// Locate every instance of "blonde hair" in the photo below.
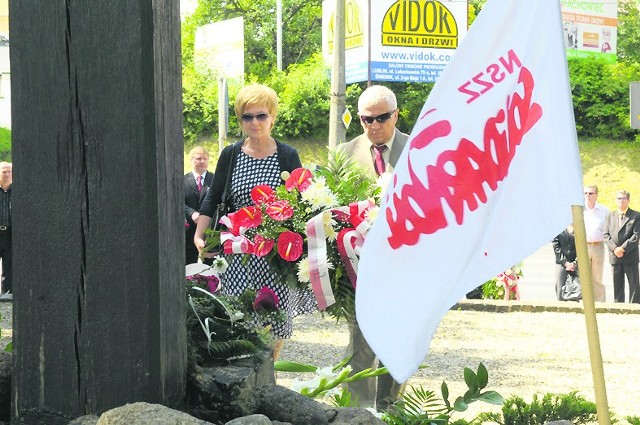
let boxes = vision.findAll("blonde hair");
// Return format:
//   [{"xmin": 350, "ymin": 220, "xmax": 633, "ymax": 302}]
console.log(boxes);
[
  {"xmin": 234, "ymin": 84, "xmax": 279, "ymax": 122},
  {"xmin": 189, "ymin": 146, "xmax": 209, "ymax": 159}
]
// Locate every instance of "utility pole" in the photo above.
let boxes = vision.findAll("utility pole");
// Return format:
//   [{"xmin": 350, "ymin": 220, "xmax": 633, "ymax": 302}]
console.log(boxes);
[
  {"xmin": 277, "ymin": 0, "xmax": 283, "ymax": 71},
  {"xmin": 328, "ymin": 0, "xmax": 346, "ymax": 150}
]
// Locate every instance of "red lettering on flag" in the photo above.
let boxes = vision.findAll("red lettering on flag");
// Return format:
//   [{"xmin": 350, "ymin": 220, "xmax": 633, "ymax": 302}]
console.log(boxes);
[{"xmin": 386, "ymin": 66, "xmax": 543, "ymax": 249}]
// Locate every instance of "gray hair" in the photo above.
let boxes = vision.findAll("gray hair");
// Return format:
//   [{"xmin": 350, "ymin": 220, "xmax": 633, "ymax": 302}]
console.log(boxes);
[{"xmin": 358, "ymin": 85, "xmax": 397, "ymax": 113}]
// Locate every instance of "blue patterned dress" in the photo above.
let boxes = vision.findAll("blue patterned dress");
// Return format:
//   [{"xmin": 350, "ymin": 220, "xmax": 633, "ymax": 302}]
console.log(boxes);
[{"xmin": 221, "ymin": 151, "xmax": 317, "ymax": 338}]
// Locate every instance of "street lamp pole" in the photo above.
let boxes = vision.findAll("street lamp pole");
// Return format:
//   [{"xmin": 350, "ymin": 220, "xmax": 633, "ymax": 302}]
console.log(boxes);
[{"xmin": 277, "ymin": 0, "xmax": 283, "ymax": 71}]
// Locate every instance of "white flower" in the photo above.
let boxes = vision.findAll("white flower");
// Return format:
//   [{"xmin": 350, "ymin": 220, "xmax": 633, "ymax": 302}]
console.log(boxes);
[
  {"xmin": 364, "ymin": 206, "xmax": 379, "ymax": 224},
  {"xmin": 231, "ymin": 311, "xmax": 244, "ymax": 321},
  {"xmin": 281, "ymin": 171, "xmax": 291, "ymax": 181},
  {"xmin": 211, "ymin": 256, "xmax": 229, "ymax": 274},
  {"xmin": 301, "ymin": 177, "xmax": 338, "ymax": 211},
  {"xmin": 365, "ymin": 407, "xmax": 384, "ymax": 419},
  {"xmin": 290, "ymin": 379, "xmax": 309, "ymax": 393},
  {"xmin": 297, "ymin": 257, "xmax": 311, "ymax": 283},
  {"xmin": 376, "ymin": 172, "xmax": 393, "ymax": 197},
  {"xmin": 316, "ymin": 366, "xmax": 335, "ymax": 380}
]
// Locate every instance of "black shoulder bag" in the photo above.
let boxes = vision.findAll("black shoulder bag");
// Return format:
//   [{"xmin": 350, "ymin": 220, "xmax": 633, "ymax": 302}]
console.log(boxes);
[{"xmin": 211, "ymin": 144, "xmax": 238, "ymax": 231}]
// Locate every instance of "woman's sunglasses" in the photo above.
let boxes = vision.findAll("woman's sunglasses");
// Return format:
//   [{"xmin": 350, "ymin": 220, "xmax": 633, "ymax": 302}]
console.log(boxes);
[
  {"xmin": 360, "ymin": 111, "xmax": 395, "ymax": 125},
  {"xmin": 241, "ymin": 113, "xmax": 270, "ymax": 122}
]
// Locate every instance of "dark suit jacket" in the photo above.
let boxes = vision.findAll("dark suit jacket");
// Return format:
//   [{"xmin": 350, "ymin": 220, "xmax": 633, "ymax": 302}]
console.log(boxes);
[
  {"xmin": 185, "ymin": 171, "xmax": 214, "ymax": 226},
  {"xmin": 337, "ymin": 129, "xmax": 408, "ymax": 176},
  {"xmin": 552, "ymin": 229, "xmax": 576, "ymax": 265},
  {"xmin": 604, "ymin": 208, "xmax": 640, "ymax": 264},
  {"xmin": 185, "ymin": 171, "xmax": 214, "ymax": 259}
]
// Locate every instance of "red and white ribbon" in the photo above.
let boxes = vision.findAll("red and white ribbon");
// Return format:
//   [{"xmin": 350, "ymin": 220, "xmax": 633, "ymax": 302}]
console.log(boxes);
[
  {"xmin": 220, "ymin": 232, "xmax": 253, "ymax": 255},
  {"xmin": 305, "ymin": 200, "xmax": 376, "ymax": 310},
  {"xmin": 306, "ymin": 212, "xmax": 334, "ymax": 310}
]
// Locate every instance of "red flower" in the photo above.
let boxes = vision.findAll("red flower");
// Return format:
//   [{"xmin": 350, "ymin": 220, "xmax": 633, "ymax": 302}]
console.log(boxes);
[
  {"xmin": 204, "ymin": 275, "xmax": 220, "ymax": 293},
  {"xmin": 253, "ymin": 235, "xmax": 274, "ymax": 258},
  {"xmin": 266, "ymin": 200, "xmax": 294, "ymax": 221},
  {"xmin": 277, "ymin": 231, "xmax": 304, "ymax": 262},
  {"xmin": 285, "ymin": 168, "xmax": 313, "ymax": 192},
  {"xmin": 251, "ymin": 185, "xmax": 276, "ymax": 205},
  {"xmin": 253, "ymin": 286, "xmax": 279, "ymax": 312},
  {"xmin": 234, "ymin": 206, "xmax": 263, "ymax": 229}
]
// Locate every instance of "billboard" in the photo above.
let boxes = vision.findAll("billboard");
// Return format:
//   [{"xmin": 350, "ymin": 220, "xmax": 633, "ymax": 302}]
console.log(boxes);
[
  {"xmin": 194, "ymin": 17, "xmax": 244, "ymax": 79},
  {"xmin": 323, "ymin": 0, "xmax": 469, "ymax": 84},
  {"xmin": 561, "ymin": 0, "xmax": 618, "ymax": 62}
]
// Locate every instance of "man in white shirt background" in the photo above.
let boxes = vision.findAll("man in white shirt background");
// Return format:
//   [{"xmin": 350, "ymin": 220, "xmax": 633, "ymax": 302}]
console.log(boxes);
[{"xmin": 583, "ymin": 184, "xmax": 609, "ymax": 302}]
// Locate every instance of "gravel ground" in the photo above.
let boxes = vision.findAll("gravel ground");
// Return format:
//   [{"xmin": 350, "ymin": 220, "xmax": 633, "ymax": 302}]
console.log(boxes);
[
  {"xmin": 1, "ymin": 302, "xmax": 637, "ymax": 422},
  {"xmin": 278, "ymin": 308, "xmax": 640, "ymax": 422}
]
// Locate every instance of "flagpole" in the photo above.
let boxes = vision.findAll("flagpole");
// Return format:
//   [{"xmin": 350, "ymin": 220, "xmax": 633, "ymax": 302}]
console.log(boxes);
[{"xmin": 571, "ymin": 205, "xmax": 611, "ymax": 425}]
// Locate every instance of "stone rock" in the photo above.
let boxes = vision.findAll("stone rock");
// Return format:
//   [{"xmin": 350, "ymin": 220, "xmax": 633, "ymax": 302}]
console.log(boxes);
[
  {"xmin": 187, "ymin": 351, "xmax": 275, "ymax": 423},
  {"xmin": 96, "ymin": 402, "xmax": 212, "ymax": 425},
  {"xmin": 328, "ymin": 407, "xmax": 385, "ymax": 424},
  {"xmin": 255, "ymin": 384, "xmax": 329, "ymax": 425},
  {"xmin": 0, "ymin": 351, "xmax": 11, "ymax": 422},
  {"xmin": 225, "ymin": 414, "xmax": 272, "ymax": 424},
  {"xmin": 68, "ymin": 415, "xmax": 100, "ymax": 425}
]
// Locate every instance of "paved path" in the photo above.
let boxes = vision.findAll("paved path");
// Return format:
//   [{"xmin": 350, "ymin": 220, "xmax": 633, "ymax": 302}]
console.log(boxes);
[{"xmin": 518, "ymin": 242, "xmax": 615, "ymax": 302}]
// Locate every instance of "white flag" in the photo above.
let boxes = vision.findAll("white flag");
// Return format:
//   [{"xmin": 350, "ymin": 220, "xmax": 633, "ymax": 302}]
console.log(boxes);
[{"xmin": 356, "ymin": 0, "xmax": 584, "ymax": 383}]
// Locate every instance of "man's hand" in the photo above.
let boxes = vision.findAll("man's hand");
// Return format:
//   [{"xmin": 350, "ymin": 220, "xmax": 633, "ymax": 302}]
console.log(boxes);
[{"xmin": 614, "ymin": 246, "xmax": 625, "ymax": 258}]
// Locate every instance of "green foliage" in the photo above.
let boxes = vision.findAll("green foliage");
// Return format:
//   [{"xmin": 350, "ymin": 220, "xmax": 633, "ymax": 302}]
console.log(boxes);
[
  {"xmin": 626, "ymin": 416, "xmax": 640, "ymax": 425},
  {"xmin": 384, "ymin": 363, "xmax": 503, "ymax": 425},
  {"xmin": 476, "ymin": 391, "xmax": 598, "ymax": 425},
  {"xmin": 182, "ymin": 0, "xmax": 321, "ymax": 78},
  {"xmin": 617, "ymin": 0, "xmax": 640, "ymax": 64},
  {"xmin": 186, "ymin": 278, "xmax": 277, "ymax": 366},
  {"xmin": 569, "ymin": 59, "xmax": 640, "ymax": 140},
  {"xmin": 268, "ymin": 53, "xmax": 331, "ymax": 140},
  {"xmin": 0, "ymin": 128, "xmax": 10, "ymax": 161}
]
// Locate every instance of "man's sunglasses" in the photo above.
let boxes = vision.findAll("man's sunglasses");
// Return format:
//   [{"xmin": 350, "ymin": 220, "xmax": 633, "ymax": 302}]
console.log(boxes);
[
  {"xmin": 360, "ymin": 111, "xmax": 395, "ymax": 125},
  {"xmin": 241, "ymin": 113, "xmax": 270, "ymax": 122}
]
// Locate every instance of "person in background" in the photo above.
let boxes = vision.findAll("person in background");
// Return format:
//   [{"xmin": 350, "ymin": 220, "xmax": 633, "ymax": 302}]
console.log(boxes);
[
  {"xmin": 184, "ymin": 146, "xmax": 213, "ymax": 265},
  {"xmin": 582, "ymin": 184, "xmax": 609, "ymax": 302},
  {"xmin": 0, "ymin": 162, "xmax": 12, "ymax": 300},
  {"xmin": 552, "ymin": 225, "xmax": 577, "ymax": 301},
  {"xmin": 338, "ymin": 85, "xmax": 408, "ymax": 177},
  {"xmin": 604, "ymin": 190, "xmax": 640, "ymax": 303},
  {"xmin": 338, "ymin": 85, "xmax": 408, "ymax": 410},
  {"xmin": 193, "ymin": 84, "xmax": 316, "ymax": 360}
]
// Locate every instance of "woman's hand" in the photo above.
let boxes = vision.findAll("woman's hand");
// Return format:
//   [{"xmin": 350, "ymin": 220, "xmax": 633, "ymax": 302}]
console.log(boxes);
[{"xmin": 194, "ymin": 215, "xmax": 212, "ymax": 253}]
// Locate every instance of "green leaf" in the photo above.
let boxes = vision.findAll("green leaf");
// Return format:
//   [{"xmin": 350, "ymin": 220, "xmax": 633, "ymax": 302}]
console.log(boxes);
[
  {"xmin": 441, "ymin": 381, "xmax": 450, "ymax": 407},
  {"xmin": 463, "ymin": 367, "xmax": 477, "ymax": 388},
  {"xmin": 4, "ymin": 341, "xmax": 11, "ymax": 353},
  {"xmin": 477, "ymin": 391, "xmax": 504, "ymax": 405},
  {"xmin": 453, "ymin": 396, "xmax": 468, "ymax": 412},
  {"xmin": 274, "ymin": 360, "xmax": 317, "ymax": 373},
  {"xmin": 476, "ymin": 362, "xmax": 488, "ymax": 389}
]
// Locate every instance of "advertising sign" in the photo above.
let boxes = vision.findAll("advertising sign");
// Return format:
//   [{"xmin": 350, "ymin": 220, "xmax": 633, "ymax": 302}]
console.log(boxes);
[
  {"xmin": 194, "ymin": 17, "xmax": 244, "ymax": 79},
  {"xmin": 322, "ymin": 0, "xmax": 369, "ymax": 84},
  {"xmin": 323, "ymin": 0, "xmax": 468, "ymax": 84},
  {"xmin": 560, "ymin": 0, "xmax": 617, "ymax": 63}
]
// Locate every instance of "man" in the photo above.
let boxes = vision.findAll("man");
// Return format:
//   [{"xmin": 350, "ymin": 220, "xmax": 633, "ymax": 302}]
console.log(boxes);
[
  {"xmin": 583, "ymin": 185, "xmax": 609, "ymax": 302},
  {"xmin": 185, "ymin": 146, "xmax": 213, "ymax": 265},
  {"xmin": 0, "ymin": 162, "xmax": 11, "ymax": 300},
  {"xmin": 339, "ymin": 85, "xmax": 408, "ymax": 177},
  {"xmin": 603, "ymin": 190, "xmax": 640, "ymax": 303},
  {"xmin": 338, "ymin": 85, "xmax": 408, "ymax": 410}
]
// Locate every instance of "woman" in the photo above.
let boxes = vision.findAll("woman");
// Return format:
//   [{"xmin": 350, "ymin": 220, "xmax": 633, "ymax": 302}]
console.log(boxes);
[
  {"xmin": 552, "ymin": 225, "xmax": 579, "ymax": 301},
  {"xmin": 194, "ymin": 84, "xmax": 316, "ymax": 359}
]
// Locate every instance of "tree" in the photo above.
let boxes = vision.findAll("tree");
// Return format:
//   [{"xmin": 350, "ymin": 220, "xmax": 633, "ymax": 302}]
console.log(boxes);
[
  {"xmin": 182, "ymin": 0, "xmax": 322, "ymax": 78},
  {"xmin": 617, "ymin": 0, "xmax": 640, "ymax": 64}
]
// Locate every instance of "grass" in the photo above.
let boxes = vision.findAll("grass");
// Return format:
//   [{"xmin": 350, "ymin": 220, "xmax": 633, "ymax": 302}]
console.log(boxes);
[
  {"xmin": 186, "ymin": 136, "xmax": 638, "ymax": 211},
  {"xmin": 0, "ymin": 128, "xmax": 11, "ymax": 161}
]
